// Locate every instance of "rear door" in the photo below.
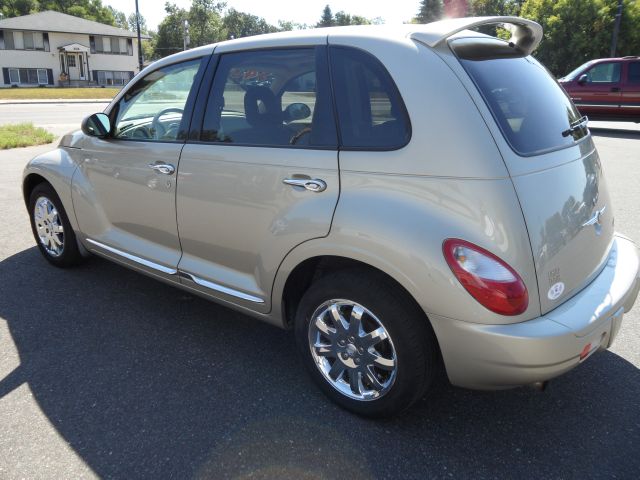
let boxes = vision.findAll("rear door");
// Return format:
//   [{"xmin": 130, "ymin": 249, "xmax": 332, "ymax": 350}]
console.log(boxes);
[
  {"xmin": 176, "ymin": 46, "xmax": 339, "ymax": 312},
  {"xmin": 621, "ymin": 60, "xmax": 640, "ymax": 118}
]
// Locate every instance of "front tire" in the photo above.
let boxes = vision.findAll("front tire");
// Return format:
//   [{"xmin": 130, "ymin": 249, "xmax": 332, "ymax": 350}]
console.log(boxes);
[
  {"xmin": 28, "ymin": 183, "xmax": 84, "ymax": 268},
  {"xmin": 294, "ymin": 269, "xmax": 439, "ymax": 417}
]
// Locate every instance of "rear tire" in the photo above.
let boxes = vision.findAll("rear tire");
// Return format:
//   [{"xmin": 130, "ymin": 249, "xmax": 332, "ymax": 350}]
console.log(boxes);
[
  {"xmin": 294, "ymin": 269, "xmax": 438, "ymax": 417},
  {"xmin": 28, "ymin": 183, "xmax": 84, "ymax": 268}
]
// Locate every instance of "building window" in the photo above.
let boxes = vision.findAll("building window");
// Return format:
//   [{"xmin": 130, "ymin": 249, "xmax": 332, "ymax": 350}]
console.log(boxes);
[
  {"xmin": 95, "ymin": 70, "xmax": 132, "ymax": 86},
  {"xmin": 90, "ymin": 35, "xmax": 132, "ymax": 55},
  {"xmin": 7, "ymin": 68, "xmax": 49, "ymax": 85},
  {"xmin": 67, "ymin": 55, "xmax": 76, "ymax": 67},
  {"xmin": 1, "ymin": 30, "xmax": 48, "ymax": 51}
]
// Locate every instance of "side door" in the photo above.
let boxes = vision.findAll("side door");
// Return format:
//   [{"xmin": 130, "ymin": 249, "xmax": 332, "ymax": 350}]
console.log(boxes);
[
  {"xmin": 573, "ymin": 61, "xmax": 623, "ymax": 116},
  {"xmin": 620, "ymin": 60, "xmax": 640, "ymax": 118},
  {"xmin": 72, "ymin": 56, "xmax": 207, "ymax": 278},
  {"xmin": 176, "ymin": 47, "xmax": 339, "ymax": 312}
]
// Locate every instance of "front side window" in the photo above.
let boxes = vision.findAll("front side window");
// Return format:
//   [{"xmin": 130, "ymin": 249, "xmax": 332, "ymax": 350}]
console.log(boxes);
[
  {"xmin": 113, "ymin": 59, "xmax": 202, "ymax": 142},
  {"xmin": 329, "ymin": 46, "xmax": 410, "ymax": 149},
  {"xmin": 201, "ymin": 48, "xmax": 337, "ymax": 148},
  {"xmin": 585, "ymin": 62, "xmax": 621, "ymax": 83}
]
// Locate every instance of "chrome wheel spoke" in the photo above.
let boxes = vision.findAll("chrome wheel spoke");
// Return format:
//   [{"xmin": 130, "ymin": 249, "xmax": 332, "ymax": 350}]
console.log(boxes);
[
  {"xmin": 328, "ymin": 360, "xmax": 345, "ymax": 380},
  {"xmin": 314, "ymin": 343, "xmax": 333, "ymax": 358},
  {"xmin": 365, "ymin": 368, "xmax": 385, "ymax": 391},
  {"xmin": 347, "ymin": 305, "xmax": 364, "ymax": 337},
  {"xmin": 330, "ymin": 304, "xmax": 349, "ymax": 332},
  {"xmin": 361, "ymin": 327, "xmax": 388, "ymax": 348},
  {"xmin": 349, "ymin": 370, "xmax": 363, "ymax": 395},
  {"xmin": 314, "ymin": 316, "xmax": 335, "ymax": 338},
  {"xmin": 370, "ymin": 353, "xmax": 395, "ymax": 371}
]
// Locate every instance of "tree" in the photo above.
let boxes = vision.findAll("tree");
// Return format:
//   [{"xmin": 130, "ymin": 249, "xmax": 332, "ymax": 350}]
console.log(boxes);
[
  {"xmin": 128, "ymin": 12, "xmax": 148, "ymax": 35},
  {"xmin": 108, "ymin": 6, "xmax": 128, "ymax": 30},
  {"xmin": 188, "ymin": 0, "xmax": 226, "ymax": 47},
  {"xmin": 469, "ymin": 0, "xmax": 522, "ymax": 16},
  {"xmin": 317, "ymin": 5, "xmax": 334, "ymax": 27},
  {"xmin": 223, "ymin": 8, "xmax": 277, "ymax": 39},
  {"xmin": 415, "ymin": 0, "xmax": 443, "ymax": 23},
  {"xmin": 520, "ymin": 0, "xmax": 640, "ymax": 76},
  {"xmin": 155, "ymin": 2, "xmax": 189, "ymax": 57},
  {"xmin": 277, "ymin": 20, "xmax": 309, "ymax": 31},
  {"xmin": 334, "ymin": 11, "xmax": 371, "ymax": 26},
  {"xmin": 1, "ymin": 0, "xmax": 38, "ymax": 18}
]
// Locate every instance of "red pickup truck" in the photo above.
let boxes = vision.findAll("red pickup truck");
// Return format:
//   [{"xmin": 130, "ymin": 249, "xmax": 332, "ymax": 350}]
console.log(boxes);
[{"xmin": 559, "ymin": 57, "xmax": 640, "ymax": 122}]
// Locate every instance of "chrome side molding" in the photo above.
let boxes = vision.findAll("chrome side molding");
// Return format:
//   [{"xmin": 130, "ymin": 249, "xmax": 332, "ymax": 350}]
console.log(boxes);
[
  {"xmin": 85, "ymin": 238, "xmax": 264, "ymax": 303},
  {"xmin": 86, "ymin": 238, "xmax": 178, "ymax": 275},
  {"xmin": 179, "ymin": 271, "xmax": 265, "ymax": 304}
]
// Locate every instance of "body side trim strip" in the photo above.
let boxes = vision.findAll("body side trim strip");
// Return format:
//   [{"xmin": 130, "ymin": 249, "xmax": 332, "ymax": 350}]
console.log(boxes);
[
  {"xmin": 179, "ymin": 271, "xmax": 265, "ymax": 303},
  {"xmin": 86, "ymin": 238, "xmax": 178, "ymax": 275}
]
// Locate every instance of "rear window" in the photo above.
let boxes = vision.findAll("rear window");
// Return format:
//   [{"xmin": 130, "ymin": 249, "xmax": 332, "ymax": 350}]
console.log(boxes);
[{"xmin": 455, "ymin": 38, "xmax": 587, "ymax": 156}]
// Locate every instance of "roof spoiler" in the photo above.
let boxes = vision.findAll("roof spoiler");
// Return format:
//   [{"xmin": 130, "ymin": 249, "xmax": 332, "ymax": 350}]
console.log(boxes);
[{"xmin": 410, "ymin": 16, "xmax": 543, "ymax": 56}]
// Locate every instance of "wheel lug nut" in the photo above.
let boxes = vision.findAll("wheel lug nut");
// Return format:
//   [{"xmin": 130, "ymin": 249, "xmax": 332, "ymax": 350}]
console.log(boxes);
[
  {"xmin": 358, "ymin": 347, "xmax": 364, "ymax": 354},
  {"xmin": 355, "ymin": 358, "xmax": 361, "ymax": 365},
  {"xmin": 348, "ymin": 336, "xmax": 355, "ymax": 343}
]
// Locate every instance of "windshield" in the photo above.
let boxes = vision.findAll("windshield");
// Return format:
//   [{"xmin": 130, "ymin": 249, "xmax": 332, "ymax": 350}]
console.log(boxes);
[{"xmin": 457, "ymin": 40, "xmax": 587, "ymax": 156}]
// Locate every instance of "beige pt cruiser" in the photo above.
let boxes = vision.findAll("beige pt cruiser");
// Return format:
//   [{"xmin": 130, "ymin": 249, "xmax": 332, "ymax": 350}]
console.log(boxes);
[{"xmin": 23, "ymin": 17, "xmax": 640, "ymax": 417}]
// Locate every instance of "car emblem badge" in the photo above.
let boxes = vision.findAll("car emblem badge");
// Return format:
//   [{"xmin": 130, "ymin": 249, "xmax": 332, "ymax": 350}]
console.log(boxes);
[
  {"xmin": 582, "ymin": 205, "xmax": 606, "ymax": 236},
  {"xmin": 547, "ymin": 282, "xmax": 565, "ymax": 300}
]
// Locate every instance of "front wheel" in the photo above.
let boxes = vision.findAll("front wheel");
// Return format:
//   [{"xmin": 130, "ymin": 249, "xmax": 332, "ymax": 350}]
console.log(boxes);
[
  {"xmin": 295, "ymin": 269, "xmax": 439, "ymax": 417},
  {"xmin": 28, "ymin": 183, "xmax": 84, "ymax": 268}
]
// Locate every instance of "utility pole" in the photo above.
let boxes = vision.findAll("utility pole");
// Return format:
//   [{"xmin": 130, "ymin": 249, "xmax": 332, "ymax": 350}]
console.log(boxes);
[
  {"xmin": 610, "ymin": 0, "xmax": 623, "ymax": 57},
  {"xmin": 134, "ymin": 0, "xmax": 143, "ymax": 71},
  {"xmin": 183, "ymin": 20, "xmax": 190, "ymax": 51}
]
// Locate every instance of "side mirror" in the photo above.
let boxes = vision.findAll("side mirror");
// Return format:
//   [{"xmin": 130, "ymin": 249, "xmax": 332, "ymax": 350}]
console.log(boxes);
[
  {"xmin": 283, "ymin": 103, "xmax": 311, "ymax": 123},
  {"xmin": 577, "ymin": 73, "xmax": 589, "ymax": 85},
  {"xmin": 81, "ymin": 113, "xmax": 111, "ymax": 138}
]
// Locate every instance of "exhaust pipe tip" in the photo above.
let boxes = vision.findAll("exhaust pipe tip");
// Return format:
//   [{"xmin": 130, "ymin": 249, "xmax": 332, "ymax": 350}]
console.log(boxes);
[{"xmin": 530, "ymin": 381, "xmax": 549, "ymax": 392}]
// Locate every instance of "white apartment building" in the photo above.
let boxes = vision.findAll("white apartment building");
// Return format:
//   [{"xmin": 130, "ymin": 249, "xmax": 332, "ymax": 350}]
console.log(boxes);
[{"xmin": 0, "ymin": 10, "xmax": 149, "ymax": 87}]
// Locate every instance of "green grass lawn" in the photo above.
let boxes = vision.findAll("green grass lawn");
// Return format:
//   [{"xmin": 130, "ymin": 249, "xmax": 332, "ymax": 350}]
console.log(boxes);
[
  {"xmin": 0, "ymin": 87, "xmax": 119, "ymax": 100},
  {"xmin": 0, "ymin": 123, "xmax": 55, "ymax": 149}
]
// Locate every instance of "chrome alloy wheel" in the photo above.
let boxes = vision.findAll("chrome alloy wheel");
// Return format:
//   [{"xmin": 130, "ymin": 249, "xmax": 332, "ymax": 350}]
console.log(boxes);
[
  {"xmin": 308, "ymin": 299, "xmax": 398, "ymax": 401},
  {"xmin": 34, "ymin": 196, "xmax": 64, "ymax": 257}
]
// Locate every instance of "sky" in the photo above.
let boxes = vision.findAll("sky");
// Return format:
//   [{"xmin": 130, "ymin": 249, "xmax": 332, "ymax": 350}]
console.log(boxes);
[{"xmin": 103, "ymin": 0, "xmax": 420, "ymax": 31}]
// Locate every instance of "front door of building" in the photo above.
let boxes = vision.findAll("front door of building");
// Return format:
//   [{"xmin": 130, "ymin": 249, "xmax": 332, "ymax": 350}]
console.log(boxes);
[{"xmin": 67, "ymin": 53, "xmax": 86, "ymax": 80}]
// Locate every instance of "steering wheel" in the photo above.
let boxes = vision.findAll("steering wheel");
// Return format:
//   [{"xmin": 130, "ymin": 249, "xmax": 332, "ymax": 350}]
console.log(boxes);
[
  {"xmin": 290, "ymin": 127, "xmax": 312, "ymax": 145},
  {"xmin": 151, "ymin": 108, "xmax": 184, "ymax": 140}
]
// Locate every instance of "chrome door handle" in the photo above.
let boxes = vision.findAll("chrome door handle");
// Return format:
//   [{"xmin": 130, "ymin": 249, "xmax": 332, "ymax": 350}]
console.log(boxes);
[
  {"xmin": 283, "ymin": 177, "xmax": 327, "ymax": 192},
  {"xmin": 148, "ymin": 163, "xmax": 175, "ymax": 175}
]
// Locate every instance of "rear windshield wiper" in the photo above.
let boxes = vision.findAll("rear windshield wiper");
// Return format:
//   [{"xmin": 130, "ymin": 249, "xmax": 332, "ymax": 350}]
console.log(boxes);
[{"xmin": 562, "ymin": 116, "xmax": 589, "ymax": 137}]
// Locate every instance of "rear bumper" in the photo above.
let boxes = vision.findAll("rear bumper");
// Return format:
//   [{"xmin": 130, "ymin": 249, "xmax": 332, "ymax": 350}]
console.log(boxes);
[{"xmin": 430, "ymin": 235, "xmax": 640, "ymax": 390}]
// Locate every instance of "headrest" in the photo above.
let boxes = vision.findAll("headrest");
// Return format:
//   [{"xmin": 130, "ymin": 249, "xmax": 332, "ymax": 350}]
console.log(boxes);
[{"xmin": 244, "ymin": 86, "xmax": 282, "ymax": 127}]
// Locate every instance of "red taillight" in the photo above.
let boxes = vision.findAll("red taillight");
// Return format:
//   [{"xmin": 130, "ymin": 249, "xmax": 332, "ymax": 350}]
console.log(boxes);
[{"xmin": 443, "ymin": 239, "xmax": 528, "ymax": 316}]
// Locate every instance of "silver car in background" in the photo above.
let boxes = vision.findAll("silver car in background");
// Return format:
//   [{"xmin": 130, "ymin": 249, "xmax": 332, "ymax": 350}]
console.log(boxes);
[{"xmin": 23, "ymin": 17, "xmax": 640, "ymax": 417}]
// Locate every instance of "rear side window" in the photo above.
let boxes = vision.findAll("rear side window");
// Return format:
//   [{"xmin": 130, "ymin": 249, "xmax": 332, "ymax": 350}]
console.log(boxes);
[
  {"xmin": 629, "ymin": 62, "xmax": 640, "ymax": 84},
  {"xmin": 457, "ymin": 39, "xmax": 587, "ymax": 156},
  {"xmin": 200, "ymin": 47, "xmax": 337, "ymax": 148},
  {"xmin": 329, "ymin": 46, "xmax": 410, "ymax": 149}
]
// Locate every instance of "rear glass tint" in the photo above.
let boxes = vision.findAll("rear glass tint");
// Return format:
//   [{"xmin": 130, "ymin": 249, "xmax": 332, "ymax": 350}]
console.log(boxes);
[{"xmin": 456, "ymin": 39, "xmax": 587, "ymax": 156}]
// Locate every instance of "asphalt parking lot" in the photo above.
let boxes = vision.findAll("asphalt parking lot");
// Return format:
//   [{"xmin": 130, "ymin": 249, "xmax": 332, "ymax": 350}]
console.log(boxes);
[{"xmin": 0, "ymin": 106, "xmax": 639, "ymax": 479}]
